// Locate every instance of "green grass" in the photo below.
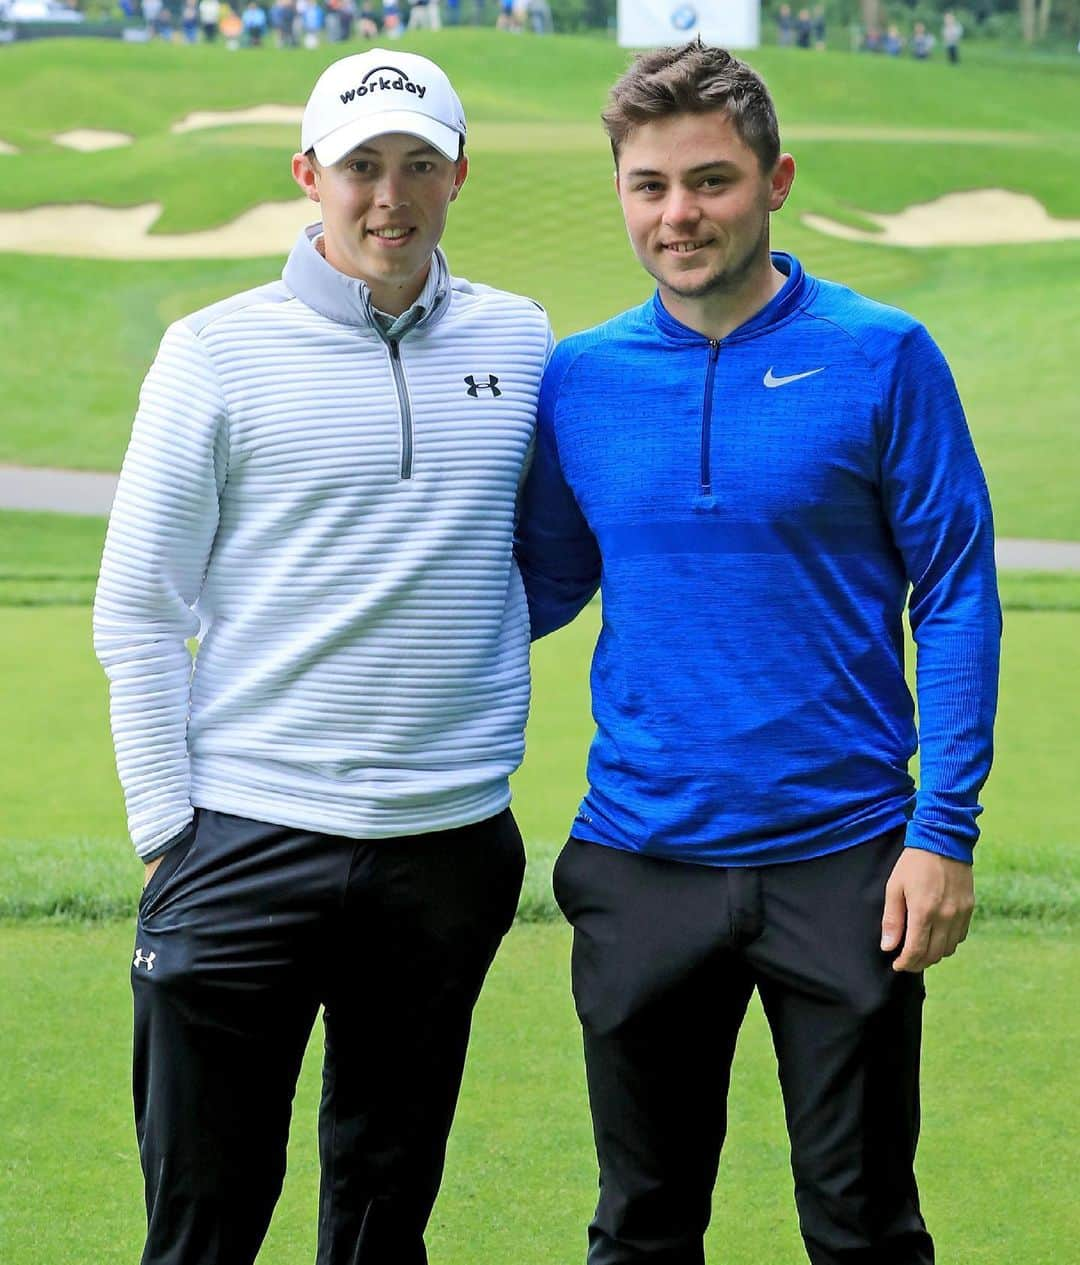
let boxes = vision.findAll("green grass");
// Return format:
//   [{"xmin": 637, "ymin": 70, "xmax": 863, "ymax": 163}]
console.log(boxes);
[
  {"xmin": 0, "ymin": 36, "xmax": 1076, "ymax": 1262},
  {"xmin": 0, "ymin": 918, "xmax": 1075, "ymax": 1264},
  {"xmin": 0, "ymin": 35, "xmax": 1078, "ymax": 536},
  {"xmin": 0, "ymin": 547, "xmax": 1075, "ymax": 924}
]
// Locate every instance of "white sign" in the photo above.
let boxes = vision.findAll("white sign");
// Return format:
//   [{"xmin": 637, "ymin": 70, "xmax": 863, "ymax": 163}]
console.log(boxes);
[{"xmin": 617, "ymin": 0, "xmax": 759, "ymax": 49}]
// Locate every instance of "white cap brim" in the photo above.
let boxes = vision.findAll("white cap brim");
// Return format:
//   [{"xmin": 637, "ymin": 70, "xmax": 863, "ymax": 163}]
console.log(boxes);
[{"xmin": 310, "ymin": 110, "xmax": 462, "ymax": 166}]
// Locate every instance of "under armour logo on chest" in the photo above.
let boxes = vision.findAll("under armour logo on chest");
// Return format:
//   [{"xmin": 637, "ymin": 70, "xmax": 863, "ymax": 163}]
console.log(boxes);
[{"xmin": 465, "ymin": 374, "xmax": 501, "ymax": 398}]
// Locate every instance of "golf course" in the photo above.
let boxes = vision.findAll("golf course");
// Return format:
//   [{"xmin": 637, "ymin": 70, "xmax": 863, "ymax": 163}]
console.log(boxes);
[{"xmin": 0, "ymin": 29, "xmax": 1077, "ymax": 1263}]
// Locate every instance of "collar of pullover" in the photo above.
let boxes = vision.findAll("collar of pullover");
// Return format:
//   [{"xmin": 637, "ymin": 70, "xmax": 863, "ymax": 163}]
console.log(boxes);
[
  {"xmin": 650, "ymin": 252, "xmax": 809, "ymax": 346},
  {"xmin": 281, "ymin": 223, "xmax": 452, "ymax": 336}
]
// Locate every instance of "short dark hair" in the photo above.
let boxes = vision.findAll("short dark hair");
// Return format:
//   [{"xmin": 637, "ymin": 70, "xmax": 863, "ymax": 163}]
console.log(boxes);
[{"xmin": 602, "ymin": 40, "xmax": 780, "ymax": 172}]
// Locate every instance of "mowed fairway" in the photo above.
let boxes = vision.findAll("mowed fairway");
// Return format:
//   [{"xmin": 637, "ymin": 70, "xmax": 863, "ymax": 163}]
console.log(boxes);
[
  {"xmin": 1, "ymin": 28, "xmax": 1078, "ymax": 1265},
  {"xmin": 1, "ymin": 34, "xmax": 1079, "ymax": 534},
  {"xmin": 1, "ymin": 921, "xmax": 1076, "ymax": 1265}
]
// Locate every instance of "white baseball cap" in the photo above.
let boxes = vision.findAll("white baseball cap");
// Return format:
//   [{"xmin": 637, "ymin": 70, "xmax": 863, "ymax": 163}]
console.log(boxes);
[{"xmin": 301, "ymin": 50, "xmax": 467, "ymax": 166}]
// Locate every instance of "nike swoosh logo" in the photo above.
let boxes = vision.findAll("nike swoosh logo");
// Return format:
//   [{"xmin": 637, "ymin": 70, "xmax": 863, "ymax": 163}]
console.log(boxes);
[{"xmin": 763, "ymin": 367, "xmax": 826, "ymax": 388}]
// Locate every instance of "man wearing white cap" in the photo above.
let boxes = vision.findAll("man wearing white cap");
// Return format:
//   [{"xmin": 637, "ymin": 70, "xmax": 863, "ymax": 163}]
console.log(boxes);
[{"xmin": 94, "ymin": 50, "xmax": 553, "ymax": 1265}]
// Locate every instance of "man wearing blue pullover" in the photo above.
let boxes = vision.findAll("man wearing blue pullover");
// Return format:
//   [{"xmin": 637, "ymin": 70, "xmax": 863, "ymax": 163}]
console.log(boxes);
[{"xmin": 516, "ymin": 42, "xmax": 1000, "ymax": 1265}]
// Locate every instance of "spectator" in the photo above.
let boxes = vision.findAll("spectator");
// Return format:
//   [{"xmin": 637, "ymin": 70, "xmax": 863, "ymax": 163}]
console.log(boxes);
[
  {"xmin": 912, "ymin": 21, "xmax": 935, "ymax": 58},
  {"xmin": 357, "ymin": 0, "xmax": 378, "ymax": 34},
  {"xmin": 812, "ymin": 2, "xmax": 825, "ymax": 48},
  {"xmin": 382, "ymin": 0, "xmax": 402, "ymax": 37},
  {"xmin": 142, "ymin": 0, "xmax": 163, "ymax": 37},
  {"xmin": 182, "ymin": 0, "xmax": 199, "ymax": 39},
  {"xmin": 884, "ymin": 22, "xmax": 903, "ymax": 55},
  {"xmin": 795, "ymin": 6, "xmax": 812, "ymax": 47},
  {"xmin": 199, "ymin": 0, "xmax": 220, "ymax": 38},
  {"xmin": 526, "ymin": 0, "xmax": 550, "ymax": 33},
  {"xmin": 242, "ymin": 0, "xmax": 267, "ymax": 43},
  {"xmin": 276, "ymin": 0, "xmax": 298, "ymax": 44},
  {"xmin": 776, "ymin": 3, "xmax": 793, "ymax": 46},
  {"xmin": 409, "ymin": 0, "xmax": 442, "ymax": 30},
  {"xmin": 496, "ymin": 0, "xmax": 518, "ymax": 31},
  {"xmin": 301, "ymin": 0, "xmax": 322, "ymax": 44},
  {"xmin": 220, "ymin": 3, "xmax": 243, "ymax": 46},
  {"xmin": 943, "ymin": 10, "xmax": 963, "ymax": 63},
  {"xmin": 444, "ymin": 0, "xmax": 459, "ymax": 22}
]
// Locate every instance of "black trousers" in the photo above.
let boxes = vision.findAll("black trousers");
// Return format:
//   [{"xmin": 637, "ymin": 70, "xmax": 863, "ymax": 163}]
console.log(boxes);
[
  {"xmin": 132, "ymin": 807, "xmax": 525, "ymax": 1265},
  {"xmin": 553, "ymin": 830, "xmax": 934, "ymax": 1265}
]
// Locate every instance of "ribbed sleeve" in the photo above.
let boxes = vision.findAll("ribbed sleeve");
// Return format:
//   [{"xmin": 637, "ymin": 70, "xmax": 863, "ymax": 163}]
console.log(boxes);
[
  {"xmin": 876, "ymin": 324, "xmax": 1001, "ymax": 861},
  {"xmin": 93, "ymin": 323, "xmax": 227, "ymax": 856}
]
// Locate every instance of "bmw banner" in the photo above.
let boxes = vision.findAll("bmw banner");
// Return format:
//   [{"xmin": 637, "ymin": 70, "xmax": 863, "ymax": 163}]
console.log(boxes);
[{"xmin": 617, "ymin": 0, "xmax": 759, "ymax": 48}]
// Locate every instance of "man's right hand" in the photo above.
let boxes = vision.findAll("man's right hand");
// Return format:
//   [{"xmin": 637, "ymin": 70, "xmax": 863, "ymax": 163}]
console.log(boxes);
[{"xmin": 143, "ymin": 855, "xmax": 165, "ymax": 888}]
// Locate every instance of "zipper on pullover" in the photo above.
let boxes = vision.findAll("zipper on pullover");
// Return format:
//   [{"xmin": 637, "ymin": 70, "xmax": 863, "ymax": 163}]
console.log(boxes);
[
  {"xmin": 700, "ymin": 340, "xmax": 720, "ymax": 495},
  {"xmin": 387, "ymin": 339, "xmax": 414, "ymax": 480}
]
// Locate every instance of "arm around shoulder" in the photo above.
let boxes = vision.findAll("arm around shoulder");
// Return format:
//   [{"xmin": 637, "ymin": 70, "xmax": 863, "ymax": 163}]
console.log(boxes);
[{"xmin": 515, "ymin": 345, "xmax": 601, "ymax": 639}]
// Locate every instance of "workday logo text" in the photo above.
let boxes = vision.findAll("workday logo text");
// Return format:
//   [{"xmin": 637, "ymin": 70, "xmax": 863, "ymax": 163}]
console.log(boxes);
[{"xmin": 340, "ymin": 66, "xmax": 428, "ymax": 104}]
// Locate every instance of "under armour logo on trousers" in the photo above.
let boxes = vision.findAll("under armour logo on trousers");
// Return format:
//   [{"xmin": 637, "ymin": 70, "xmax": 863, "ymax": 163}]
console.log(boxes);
[
  {"xmin": 465, "ymin": 375, "xmax": 501, "ymax": 397},
  {"xmin": 133, "ymin": 948, "xmax": 157, "ymax": 971}
]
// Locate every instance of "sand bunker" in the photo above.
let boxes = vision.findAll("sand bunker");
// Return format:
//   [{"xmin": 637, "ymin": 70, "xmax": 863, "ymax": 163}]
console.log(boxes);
[
  {"xmin": 53, "ymin": 129, "xmax": 134, "ymax": 153},
  {"xmin": 0, "ymin": 140, "xmax": 18, "ymax": 156},
  {"xmin": 172, "ymin": 105, "xmax": 303, "ymax": 133},
  {"xmin": 0, "ymin": 199, "xmax": 314, "ymax": 260},
  {"xmin": 804, "ymin": 189, "xmax": 1080, "ymax": 248},
  {"xmin": 2, "ymin": 187, "xmax": 1078, "ymax": 261}
]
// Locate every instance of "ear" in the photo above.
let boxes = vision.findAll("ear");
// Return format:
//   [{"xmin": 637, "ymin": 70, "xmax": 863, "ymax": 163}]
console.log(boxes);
[
  {"xmin": 292, "ymin": 152, "xmax": 321, "ymax": 204},
  {"xmin": 449, "ymin": 153, "xmax": 469, "ymax": 202},
  {"xmin": 767, "ymin": 153, "xmax": 796, "ymax": 213}
]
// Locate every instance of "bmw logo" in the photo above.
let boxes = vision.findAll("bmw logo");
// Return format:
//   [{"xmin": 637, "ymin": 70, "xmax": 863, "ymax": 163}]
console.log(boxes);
[{"xmin": 671, "ymin": 4, "xmax": 697, "ymax": 29}]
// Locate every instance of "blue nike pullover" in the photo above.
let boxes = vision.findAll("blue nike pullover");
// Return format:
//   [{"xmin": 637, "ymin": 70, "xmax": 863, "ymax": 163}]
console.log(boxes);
[{"xmin": 515, "ymin": 255, "xmax": 1000, "ymax": 866}]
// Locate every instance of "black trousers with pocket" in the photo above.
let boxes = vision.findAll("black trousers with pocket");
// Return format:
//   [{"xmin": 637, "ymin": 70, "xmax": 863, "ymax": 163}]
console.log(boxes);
[
  {"xmin": 132, "ymin": 806, "xmax": 525, "ymax": 1265},
  {"xmin": 552, "ymin": 829, "xmax": 934, "ymax": 1265}
]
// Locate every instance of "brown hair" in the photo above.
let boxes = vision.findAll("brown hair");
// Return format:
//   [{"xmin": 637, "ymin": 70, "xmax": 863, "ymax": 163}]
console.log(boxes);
[{"xmin": 602, "ymin": 40, "xmax": 780, "ymax": 172}]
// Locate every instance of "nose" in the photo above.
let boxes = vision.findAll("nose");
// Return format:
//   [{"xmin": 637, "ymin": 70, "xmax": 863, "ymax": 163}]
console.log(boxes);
[
  {"xmin": 662, "ymin": 186, "xmax": 701, "ymax": 229},
  {"xmin": 374, "ymin": 170, "xmax": 409, "ymax": 210}
]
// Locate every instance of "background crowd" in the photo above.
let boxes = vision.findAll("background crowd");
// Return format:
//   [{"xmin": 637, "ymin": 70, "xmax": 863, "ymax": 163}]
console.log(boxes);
[
  {"xmin": 8, "ymin": 0, "xmax": 1074, "ymax": 48},
  {"xmin": 123, "ymin": 0, "xmax": 553, "ymax": 45}
]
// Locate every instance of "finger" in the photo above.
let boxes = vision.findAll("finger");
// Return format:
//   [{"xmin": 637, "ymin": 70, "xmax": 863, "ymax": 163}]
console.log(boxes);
[
  {"xmin": 943, "ymin": 904, "xmax": 973, "ymax": 958},
  {"xmin": 923, "ymin": 923, "xmax": 951, "ymax": 969},
  {"xmin": 892, "ymin": 910, "xmax": 931, "ymax": 972},
  {"xmin": 881, "ymin": 880, "xmax": 907, "ymax": 952}
]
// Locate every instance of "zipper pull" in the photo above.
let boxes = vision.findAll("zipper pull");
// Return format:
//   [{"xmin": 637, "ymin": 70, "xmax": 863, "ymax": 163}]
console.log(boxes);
[{"xmin": 389, "ymin": 339, "xmax": 400, "ymax": 360}]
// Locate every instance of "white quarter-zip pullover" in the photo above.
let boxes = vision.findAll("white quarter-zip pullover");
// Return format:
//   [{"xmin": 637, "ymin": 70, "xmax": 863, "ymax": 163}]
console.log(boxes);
[{"xmin": 95, "ymin": 226, "xmax": 554, "ymax": 856}]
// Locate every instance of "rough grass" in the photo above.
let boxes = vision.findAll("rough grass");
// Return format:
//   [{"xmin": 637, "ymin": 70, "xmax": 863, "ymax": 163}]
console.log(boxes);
[{"xmin": 0, "ymin": 919, "xmax": 1075, "ymax": 1264}]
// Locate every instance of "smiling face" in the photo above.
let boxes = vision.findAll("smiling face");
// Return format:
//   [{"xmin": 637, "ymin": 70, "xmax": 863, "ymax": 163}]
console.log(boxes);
[
  {"xmin": 293, "ymin": 132, "xmax": 467, "ymax": 315},
  {"xmin": 615, "ymin": 110, "xmax": 795, "ymax": 334}
]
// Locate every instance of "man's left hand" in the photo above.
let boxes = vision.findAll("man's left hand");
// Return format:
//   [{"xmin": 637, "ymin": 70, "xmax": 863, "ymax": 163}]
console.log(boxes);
[{"xmin": 881, "ymin": 848, "xmax": 974, "ymax": 973}]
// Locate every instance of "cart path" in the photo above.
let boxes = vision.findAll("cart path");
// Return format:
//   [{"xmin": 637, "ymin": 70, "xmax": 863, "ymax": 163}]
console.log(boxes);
[{"xmin": 1, "ymin": 464, "xmax": 1078, "ymax": 572}]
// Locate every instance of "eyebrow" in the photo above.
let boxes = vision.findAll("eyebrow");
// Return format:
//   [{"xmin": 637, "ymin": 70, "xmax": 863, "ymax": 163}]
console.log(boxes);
[{"xmin": 624, "ymin": 160, "xmax": 741, "ymax": 179}]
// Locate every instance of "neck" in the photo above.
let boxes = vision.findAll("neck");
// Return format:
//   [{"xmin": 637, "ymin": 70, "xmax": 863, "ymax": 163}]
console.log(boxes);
[
  {"xmin": 316, "ymin": 234, "xmax": 431, "ymax": 317},
  {"xmin": 661, "ymin": 247, "xmax": 785, "ymax": 342},
  {"xmin": 365, "ymin": 266, "xmax": 430, "ymax": 317}
]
